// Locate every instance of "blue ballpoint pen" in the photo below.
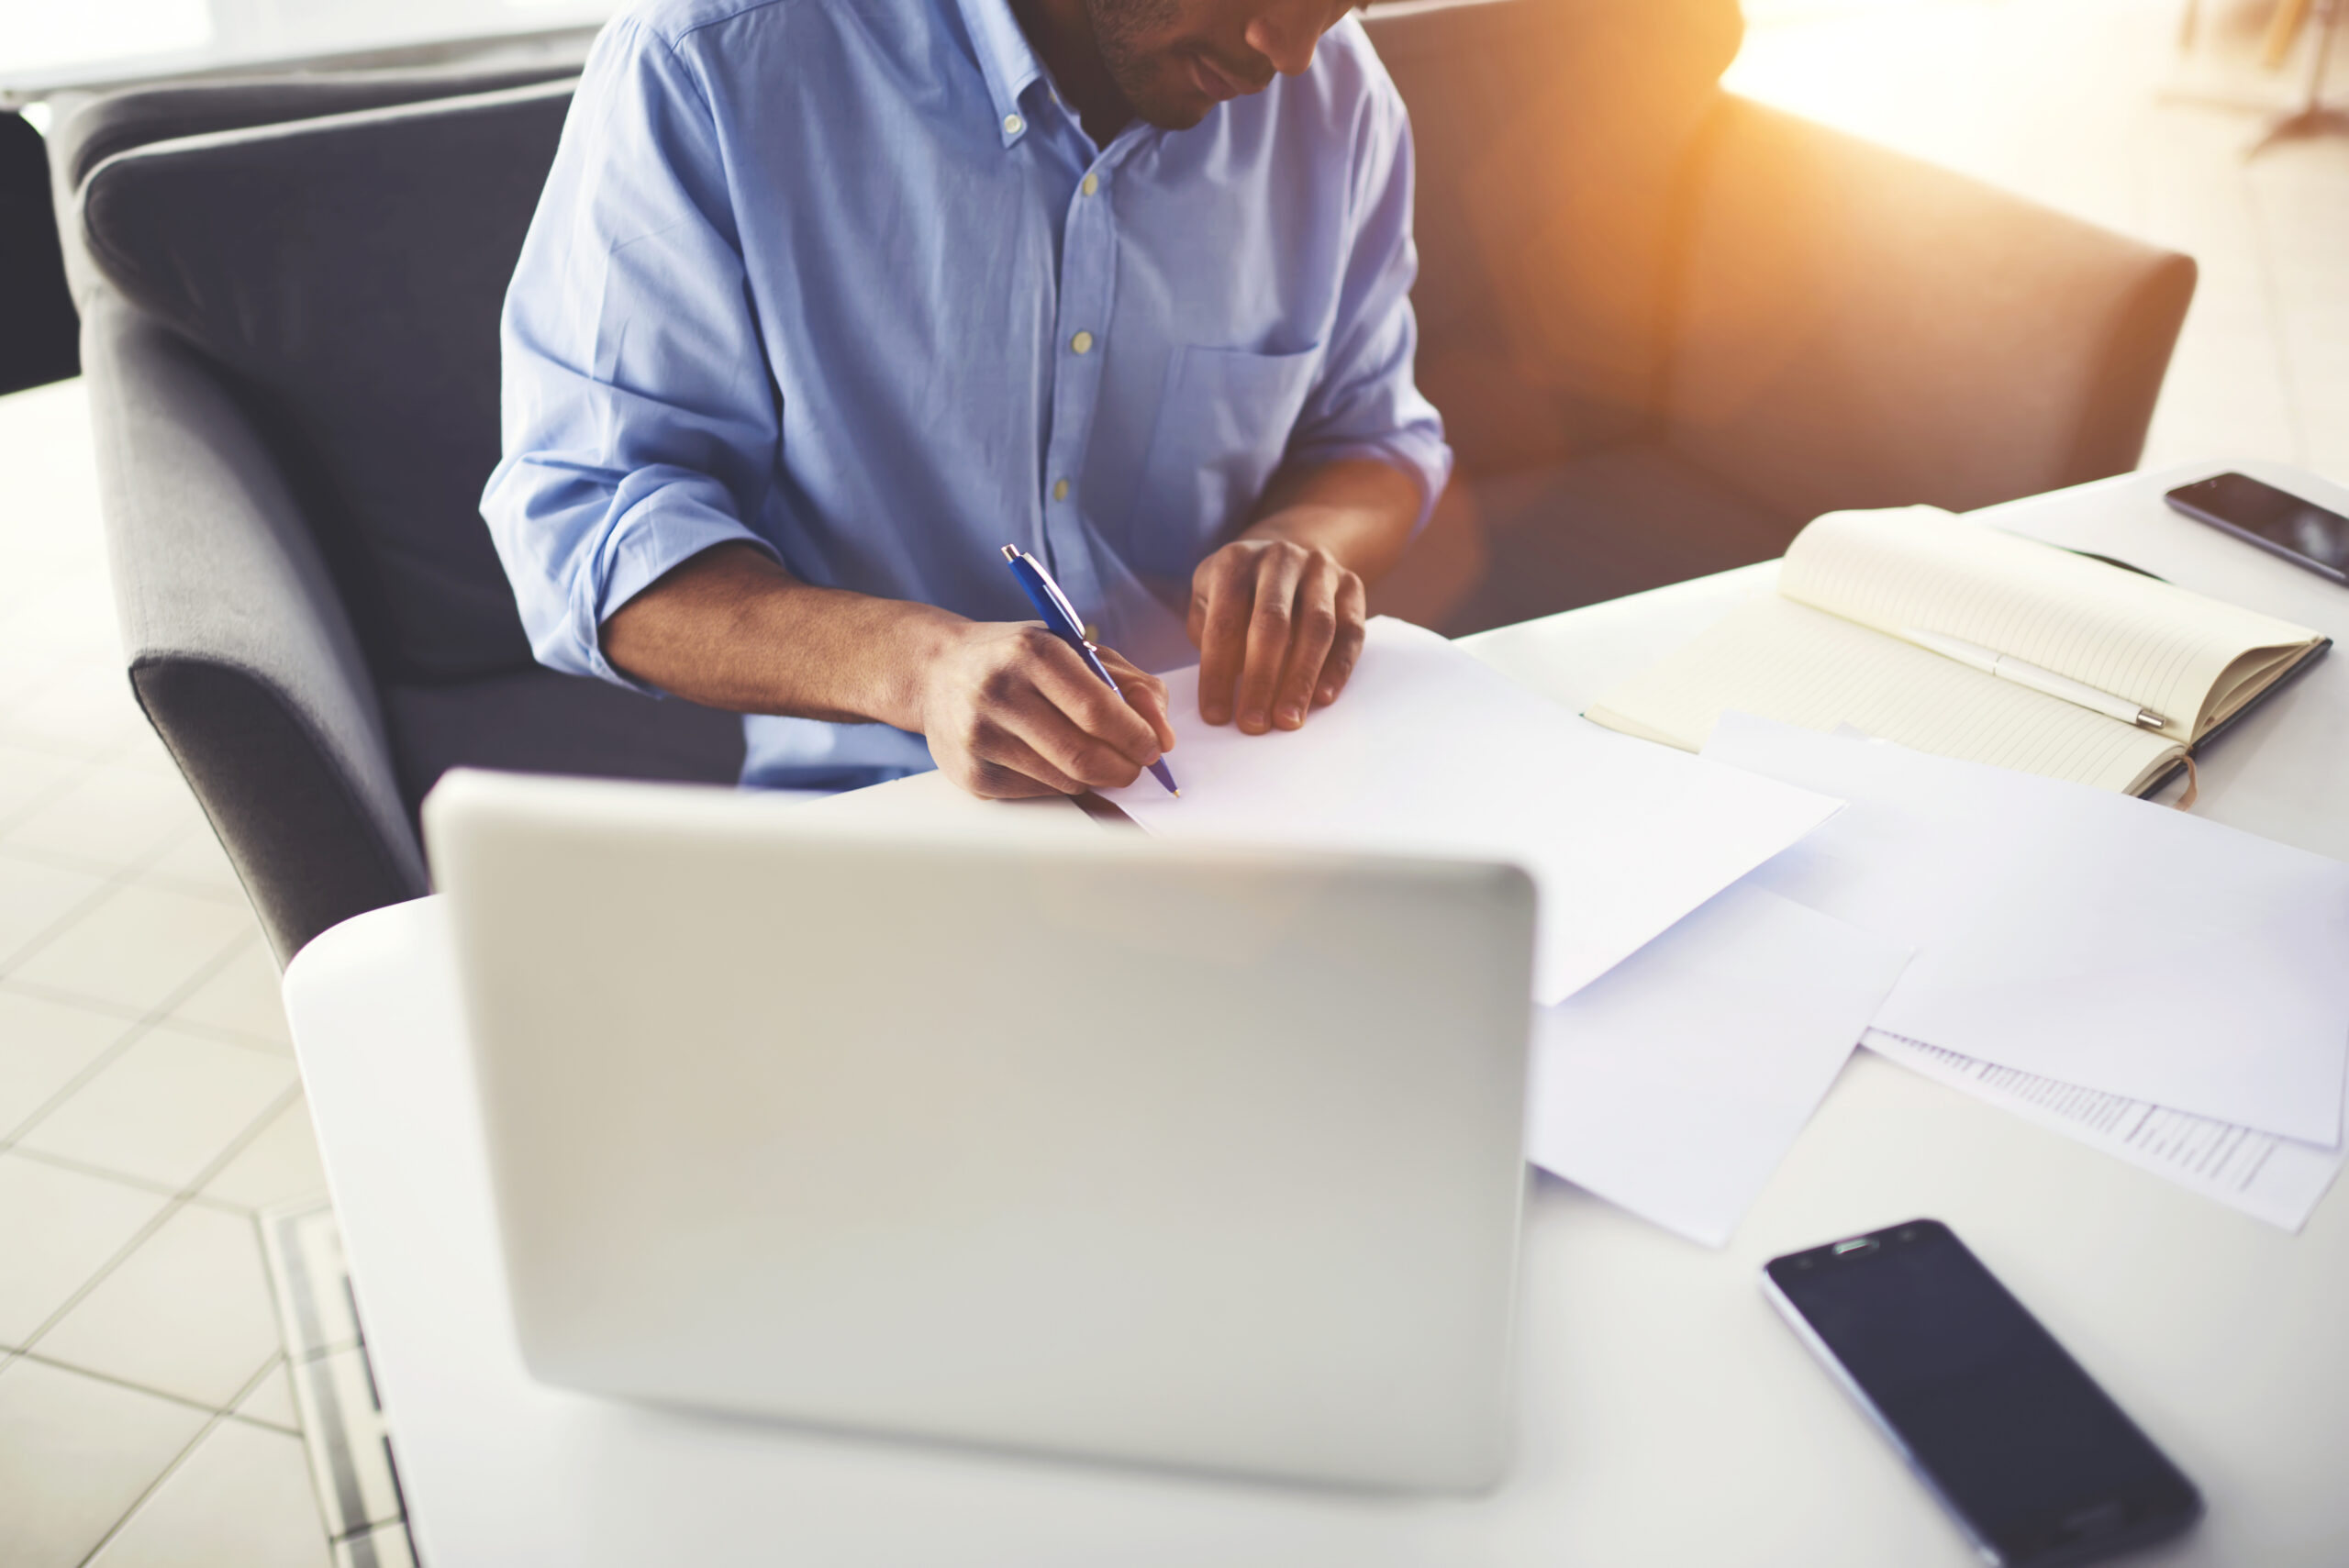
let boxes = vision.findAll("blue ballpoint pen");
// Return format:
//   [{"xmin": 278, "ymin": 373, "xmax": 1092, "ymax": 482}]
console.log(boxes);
[{"xmin": 1000, "ymin": 544, "xmax": 1181, "ymax": 797}]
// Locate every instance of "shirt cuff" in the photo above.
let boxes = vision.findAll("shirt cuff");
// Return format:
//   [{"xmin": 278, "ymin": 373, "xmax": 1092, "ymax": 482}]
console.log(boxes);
[
  {"xmin": 1286, "ymin": 429, "xmax": 1455, "ymax": 539},
  {"xmin": 573, "ymin": 496, "xmax": 777, "ymax": 695}
]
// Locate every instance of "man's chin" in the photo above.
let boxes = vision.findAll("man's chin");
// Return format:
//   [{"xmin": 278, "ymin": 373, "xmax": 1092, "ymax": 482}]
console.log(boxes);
[
  {"xmin": 1134, "ymin": 95, "xmax": 1215, "ymax": 131},
  {"xmin": 1109, "ymin": 60, "xmax": 1224, "ymax": 132}
]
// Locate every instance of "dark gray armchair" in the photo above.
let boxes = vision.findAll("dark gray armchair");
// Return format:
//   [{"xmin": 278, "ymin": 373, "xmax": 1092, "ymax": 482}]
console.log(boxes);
[
  {"xmin": 63, "ymin": 0, "xmax": 2194, "ymax": 962},
  {"xmin": 63, "ymin": 69, "xmax": 744, "ymax": 962}
]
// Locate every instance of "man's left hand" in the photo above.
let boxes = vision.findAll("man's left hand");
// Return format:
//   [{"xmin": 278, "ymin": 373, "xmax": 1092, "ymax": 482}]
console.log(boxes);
[
  {"xmin": 1187, "ymin": 535, "xmax": 1367, "ymax": 734},
  {"xmin": 1186, "ymin": 458, "xmax": 1422, "ymax": 733}
]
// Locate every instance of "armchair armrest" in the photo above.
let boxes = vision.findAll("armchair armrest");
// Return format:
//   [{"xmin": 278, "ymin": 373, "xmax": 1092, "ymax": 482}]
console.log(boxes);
[
  {"xmin": 1664, "ymin": 95, "xmax": 2197, "ymax": 522},
  {"xmin": 85, "ymin": 296, "xmax": 428, "ymax": 962}
]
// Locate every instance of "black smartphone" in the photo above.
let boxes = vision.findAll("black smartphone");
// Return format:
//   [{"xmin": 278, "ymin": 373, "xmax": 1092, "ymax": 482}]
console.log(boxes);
[
  {"xmin": 2165, "ymin": 472, "xmax": 2349, "ymax": 585},
  {"xmin": 1763, "ymin": 1220, "xmax": 2201, "ymax": 1567}
]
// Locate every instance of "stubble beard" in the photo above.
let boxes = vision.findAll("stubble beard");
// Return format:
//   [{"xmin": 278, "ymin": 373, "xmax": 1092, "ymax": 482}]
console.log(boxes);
[{"xmin": 1082, "ymin": 0, "xmax": 1206, "ymax": 130}]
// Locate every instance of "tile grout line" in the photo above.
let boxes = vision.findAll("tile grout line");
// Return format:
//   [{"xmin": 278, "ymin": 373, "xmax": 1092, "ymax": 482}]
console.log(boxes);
[
  {"xmin": 1, "ymin": 792, "xmax": 244, "ymax": 894},
  {"xmin": 0, "ymin": 805, "xmax": 238, "ymax": 980},
  {"xmin": 0, "ymin": 839, "xmax": 177, "ymax": 884},
  {"xmin": 0, "ymin": 688, "xmax": 159, "ymax": 776},
  {"xmin": 11, "ymin": 1076, "xmax": 305, "ymax": 1353},
  {"xmin": 2, "ymin": 972, "xmax": 294, "ymax": 1059},
  {"xmin": 3, "ymin": 1339, "xmax": 304, "ymax": 1434},
  {"xmin": 0, "ymin": 1010, "xmax": 153, "ymax": 1151},
  {"xmin": 5, "ymin": 996, "xmax": 304, "ymax": 1360},
  {"xmin": 0, "ymin": 929, "xmax": 266, "ymax": 1151},
  {"xmin": 218, "ymin": 1344, "xmax": 291, "ymax": 1420},
  {"xmin": 3, "ymin": 1146, "xmax": 183, "ymax": 1200},
  {"xmin": 0, "ymin": 754, "xmax": 98, "ymax": 840},
  {"xmin": 179, "ymin": 1082, "xmax": 308, "ymax": 1198},
  {"xmin": 11, "ymin": 1349, "xmax": 236, "ymax": 1420},
  {"xmin": 70, "ymin": 1404, "xmax": 239, "ymax": 1568},
  {"xmin": 122, "ymin": 1006, "xmax": 295, "ymax": 1059},
  {"xmin": 0, "ymin": 973, "xmax": 149, "ymax": 1026},
  {"xmin": 0, "ymin": 864, "xmax": 138, "ymax": 980}
]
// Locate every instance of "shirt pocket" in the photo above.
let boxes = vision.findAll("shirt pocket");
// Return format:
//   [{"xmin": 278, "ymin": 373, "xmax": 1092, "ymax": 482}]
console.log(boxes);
[{"xmin": 1128, "ymin": 342, "xmax": 1323, "ymax": 579}]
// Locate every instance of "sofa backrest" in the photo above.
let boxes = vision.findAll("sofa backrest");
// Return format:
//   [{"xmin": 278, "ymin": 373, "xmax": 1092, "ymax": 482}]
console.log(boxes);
[
  {"xmin": 1366, "ymin": 0, "xmax": 1743, "ymax": 478},
  {"xmin": 78, "ymin": 80, "xmax": 573, "ymax": 684}
]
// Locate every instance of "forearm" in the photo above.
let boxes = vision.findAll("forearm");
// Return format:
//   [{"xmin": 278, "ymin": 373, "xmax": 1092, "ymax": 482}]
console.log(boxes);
[
  {"xmin": 599, "ymin": 541, "xmax": 959, "ymax": 729},
  {"xmin": 600, "ymin": 540, "xmax": 1174, "ymax": 799},
  {"xmin": 1242, "ymin": 459, "xmax": 1424, "ymax": 584}
]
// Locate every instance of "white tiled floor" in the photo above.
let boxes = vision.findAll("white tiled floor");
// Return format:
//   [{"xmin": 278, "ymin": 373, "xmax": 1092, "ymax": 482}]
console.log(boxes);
[
  {"xmin": 88, "ymin": 1417, "xmax": 328, "ymax": 1568},
  {"xmin": 0, "ymin": 368, "xmax": 334, "ymax": 1565},
  {"xmin": 0, "ymin": 0, "xmax": 2340, "ymax": 1559}
]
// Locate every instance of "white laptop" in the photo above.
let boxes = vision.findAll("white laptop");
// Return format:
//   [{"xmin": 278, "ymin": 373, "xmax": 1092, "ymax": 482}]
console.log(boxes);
[{"xmin": 422, "ymin": 768, "xmax": 1535, "ymax": 1493}]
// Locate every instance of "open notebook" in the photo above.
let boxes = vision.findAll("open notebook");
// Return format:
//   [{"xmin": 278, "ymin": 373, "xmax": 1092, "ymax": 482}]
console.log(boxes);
[{"xmin": 1586, "ymin": 506, "xmax": 2329, "ymax": 795}]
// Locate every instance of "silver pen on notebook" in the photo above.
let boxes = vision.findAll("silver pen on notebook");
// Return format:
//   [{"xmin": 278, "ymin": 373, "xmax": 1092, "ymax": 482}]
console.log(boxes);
[{"xmin": 1900, "ymin": 627, "xmax": 2170, "ymax": 731}]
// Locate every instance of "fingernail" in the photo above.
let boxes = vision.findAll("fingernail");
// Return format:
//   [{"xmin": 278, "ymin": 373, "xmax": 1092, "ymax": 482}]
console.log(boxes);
[
  {"xmin": 1203, "ymin": 705, "xmax": 1229, "ymax": 725},
  {"xmin": 1278, "ymin": 706, "xmax": 1302, "ymax": 728},
  {"xmin": 1318, "ymin": 686, "xmax": 1336, "ymax": 705}
]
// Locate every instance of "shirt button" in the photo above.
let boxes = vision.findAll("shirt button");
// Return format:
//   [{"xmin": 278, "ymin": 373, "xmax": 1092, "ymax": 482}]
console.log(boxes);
[
  {"xmin": 1052, "ymin": 478, "xmax": 1071, "ymax": 502},
  {"xmin": 1070, "ymin": 329, "xmax": 1094, "ymax": 354},
  {"xmin": 1081, "ymin": 173, "xmax": 1099, "ymax": 196},
  {"xmin": 1003, "ymin": 113, "xmax": 1024, "ymax": 136}
]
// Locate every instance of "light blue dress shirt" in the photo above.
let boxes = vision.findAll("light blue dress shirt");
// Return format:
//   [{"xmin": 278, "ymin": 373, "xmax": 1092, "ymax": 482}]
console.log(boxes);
[{"xmin": 483, "ymin": 0, "xmax": 1451, "ymax": 789}]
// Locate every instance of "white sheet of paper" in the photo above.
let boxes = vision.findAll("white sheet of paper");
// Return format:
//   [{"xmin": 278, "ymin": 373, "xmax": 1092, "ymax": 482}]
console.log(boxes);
[
  {"xmin": 1865, "ymin": 1030, "xmax": 2346, "ymax": 1233},
  {"xmin": 1102, "ymin": 618, "xmax": 1844, "ymax": 1004},
  {"xmin": 1702, "ymin": 715, "xmax": 2349, "ymax": 1144},
  {"xmin": 1523, "ymin": 884, "xmax": 1912, "ymax": 1247}
]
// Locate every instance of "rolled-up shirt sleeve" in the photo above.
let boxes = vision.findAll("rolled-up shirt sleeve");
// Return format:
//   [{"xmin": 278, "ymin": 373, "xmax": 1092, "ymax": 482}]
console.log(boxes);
[
  {"xmin": 1285, "ymin": 80, "xmax": 1453, "ymax": 536},
  {"xmin": 481, "ymin": 17, "xmax": 778, "ymax": 692}
]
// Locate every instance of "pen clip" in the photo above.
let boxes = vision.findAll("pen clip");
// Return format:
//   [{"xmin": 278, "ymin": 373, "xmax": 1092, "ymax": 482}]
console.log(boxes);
[{"xmin": 1026, "ymin": 554, "xmax": 1086, "ymax": 633}]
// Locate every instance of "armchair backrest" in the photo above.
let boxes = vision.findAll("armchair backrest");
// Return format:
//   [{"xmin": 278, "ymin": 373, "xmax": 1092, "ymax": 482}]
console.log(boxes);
[
  {"xmin": 51, "ymin": 60, "xmax": 585, "ymax": 195},
  {"xmin": 77, "ymin": 79, "xmax": 573, "ymax": 684}
]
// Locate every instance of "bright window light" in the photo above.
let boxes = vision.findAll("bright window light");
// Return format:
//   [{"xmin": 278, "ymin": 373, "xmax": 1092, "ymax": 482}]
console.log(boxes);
[{"xmin": 0, "ymin": 0, "xmax": 212, "ymax": 73}]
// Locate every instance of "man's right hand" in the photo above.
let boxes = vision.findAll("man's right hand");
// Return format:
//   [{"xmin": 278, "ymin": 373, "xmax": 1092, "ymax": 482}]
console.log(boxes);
[
  {"xmin": 602, "ymin": 543, "xmax": 1173, "ymax": 799},
  {"xmin": 919, "ymin": 622, "xmax": 1175, "ymax": 799}
]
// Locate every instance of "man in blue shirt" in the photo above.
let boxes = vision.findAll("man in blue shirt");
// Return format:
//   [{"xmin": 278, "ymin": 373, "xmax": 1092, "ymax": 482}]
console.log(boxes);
[{"xmin": 484, "ymin": 0, "xmax": 1450, "ymax": 795}]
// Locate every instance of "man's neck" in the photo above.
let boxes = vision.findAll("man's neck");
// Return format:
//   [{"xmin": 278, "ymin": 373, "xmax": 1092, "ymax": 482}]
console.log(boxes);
[{"xmin": 1008, "ymin": 0, "xmax": 1134, "ymax": 147}]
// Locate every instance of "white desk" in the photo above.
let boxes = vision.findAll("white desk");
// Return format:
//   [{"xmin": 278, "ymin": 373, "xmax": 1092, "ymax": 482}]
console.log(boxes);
[{"xmin": 285, "ymin": 461, "xmax": 2349, "ymax": 1566}]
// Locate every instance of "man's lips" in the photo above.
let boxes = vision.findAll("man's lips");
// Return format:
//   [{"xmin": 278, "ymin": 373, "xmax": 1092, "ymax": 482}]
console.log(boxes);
[{"xmin": 1187, "ymin": 53, "xmax": 1264, "ymax": 103}]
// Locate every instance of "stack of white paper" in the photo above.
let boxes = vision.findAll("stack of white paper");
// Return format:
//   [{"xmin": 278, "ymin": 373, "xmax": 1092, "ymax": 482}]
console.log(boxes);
[
  {"xmin": 1525, "ymin": 884, "xmax": 1912, "ymax": 1246},
  {"xmin": 1102, "ymin": 618, "xmax": 1844, "ymax": 1005},
  {"xmin": 1702, "ymin": 715, "xmax": 2349, "ymax": 1151}
]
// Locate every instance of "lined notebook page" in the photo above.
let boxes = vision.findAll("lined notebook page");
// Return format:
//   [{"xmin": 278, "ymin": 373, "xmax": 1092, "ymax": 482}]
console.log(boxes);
[
  {"xmin": 1781, "ymin": 507, "xmax": 2317, "ymax": 740},
  {"xmin": 1586, "ymin": 596, "xmax": 2177, "ymax": 791}
]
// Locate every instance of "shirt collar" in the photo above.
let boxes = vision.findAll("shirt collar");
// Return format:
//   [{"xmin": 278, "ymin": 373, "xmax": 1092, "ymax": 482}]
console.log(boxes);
[{"xmin": 954, "ymin": 0, "xmax": 1045, "ymax": 147}]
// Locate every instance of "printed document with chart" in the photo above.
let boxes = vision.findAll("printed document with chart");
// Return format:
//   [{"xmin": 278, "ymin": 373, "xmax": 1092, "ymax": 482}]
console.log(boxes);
[{"xmin": 1865, "ymin": 1031, "xmax": 2345, "ymax": 1231}]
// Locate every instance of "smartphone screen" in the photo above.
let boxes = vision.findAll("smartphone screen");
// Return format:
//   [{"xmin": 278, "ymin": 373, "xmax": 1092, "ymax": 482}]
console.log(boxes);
[
  {"xmin": 2165, "ymin": 472, "xmax": 2349, "ymax": 581},
  {"xmin": 1764, "ymin": 1221, "xmax": 2200, "ymax": 1567}
]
